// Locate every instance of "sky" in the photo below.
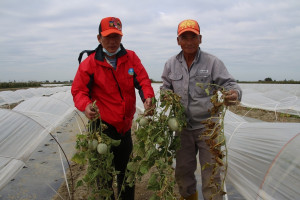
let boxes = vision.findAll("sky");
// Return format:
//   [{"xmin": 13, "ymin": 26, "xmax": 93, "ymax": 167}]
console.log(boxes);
[{"xmin": 0, "ymin": 0, "xmax": 299, "ymax": 82}]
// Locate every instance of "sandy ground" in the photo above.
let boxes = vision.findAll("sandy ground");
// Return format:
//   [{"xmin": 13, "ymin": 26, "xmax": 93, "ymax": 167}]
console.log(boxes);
[{"xmin": 51, "ymin": 105, "xmax": 300, "ymax": 200}]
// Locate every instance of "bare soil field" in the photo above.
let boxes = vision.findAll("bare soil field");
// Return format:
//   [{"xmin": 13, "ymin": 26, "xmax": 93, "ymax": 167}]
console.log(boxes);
[{"xmin": 229, "ymin": 105, "xmax": 300, "ymax": 123}]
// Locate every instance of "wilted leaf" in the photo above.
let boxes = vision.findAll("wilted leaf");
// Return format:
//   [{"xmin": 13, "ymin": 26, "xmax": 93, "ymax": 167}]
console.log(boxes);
[
  {"xmin": 111, "ymin": 139, "xmax": 121, "ymax": 146},
  {"xmin": 71, "ymin": 152, "xmax": 86, "ymax": 165},
  {"xmin": 205, "ymin": 88, "xmax": 210, "ymax": 95},
  {"xmin": 139, "ymin": 161, "xmax": 149, "ymax": 175},
  {"xmin": 147, "ymin": 173, "xmax": 159, "ymax": 190},
  {"xmin": 127, "ymin": 162, "xmax": 138, "ymax": 172}
]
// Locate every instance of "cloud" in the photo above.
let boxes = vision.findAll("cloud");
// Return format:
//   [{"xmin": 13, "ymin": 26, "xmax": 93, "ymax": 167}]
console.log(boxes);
[{"xmin": 0, "ymin": 0, "xmax": 299, "ymax": 82}]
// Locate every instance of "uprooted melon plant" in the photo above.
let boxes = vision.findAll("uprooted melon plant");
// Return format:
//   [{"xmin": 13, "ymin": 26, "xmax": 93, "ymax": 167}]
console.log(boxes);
[
  {"xmin": 197, "ymin": 82, "xmax": 235, "ymax": 199},
  {"xmin": 71, "ymin": 101, "xmax": 121, "ymax": 200},
  {"xmin": 125, "ymin": 90, "xmax": 186, "ymax": 200}
]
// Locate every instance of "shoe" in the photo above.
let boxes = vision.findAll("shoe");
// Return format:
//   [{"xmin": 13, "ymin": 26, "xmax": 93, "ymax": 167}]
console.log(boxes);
[{"xmin": 180, "ymin": 191, "xmax": 198, "ymax": 200}]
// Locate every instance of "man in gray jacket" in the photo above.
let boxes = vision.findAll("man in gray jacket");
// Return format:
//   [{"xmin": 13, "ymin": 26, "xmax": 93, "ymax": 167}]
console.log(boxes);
[{"xmin": 161, "ymin": 19, "xmax": 242, "ymax": 200}]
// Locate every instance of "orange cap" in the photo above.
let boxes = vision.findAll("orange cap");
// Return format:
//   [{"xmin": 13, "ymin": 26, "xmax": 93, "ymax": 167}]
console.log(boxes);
[
  {"xmin": 177, "ymin": 19, "xmax": 200, "ymax": 36},
  {"xmin": 99, "ymin": 17, "xmax": 123, "ymax": 36}
]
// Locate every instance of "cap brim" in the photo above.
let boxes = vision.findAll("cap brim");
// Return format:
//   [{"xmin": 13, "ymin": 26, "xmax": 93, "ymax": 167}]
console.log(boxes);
[
  {"xmin": 101, "ymin": 29, "xmax": 123, "ymax": 36},
  {"xmin": 178, "ymin": 28, "xmax": 199, "ymax": 36}
]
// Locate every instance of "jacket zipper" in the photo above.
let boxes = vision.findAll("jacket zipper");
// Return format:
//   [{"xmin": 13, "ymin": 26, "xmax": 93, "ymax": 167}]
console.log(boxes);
[
  {"xmin": 105, "ymin": 57, "xmax": 124, "ymax": 100},
  {"xmin": 110, "ymin": 69, "xmax": 126, "ymax": 121},
  {"xmin": 110, "ymin": 69, "xmax": 124, "ymax": 100}
]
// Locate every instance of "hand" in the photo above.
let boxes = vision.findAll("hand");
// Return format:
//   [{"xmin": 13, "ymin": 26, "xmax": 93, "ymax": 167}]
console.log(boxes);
[
  {"xmin": 224, "ymin": 90, "xmax": 239, "ymax": 106},
  {"xmin": 143, "ymin": 98, "xmax": 155, "ymax": 116},
  {"xmin": 84, "ymin": 103, "xmax": 99, "ymax": 120}
]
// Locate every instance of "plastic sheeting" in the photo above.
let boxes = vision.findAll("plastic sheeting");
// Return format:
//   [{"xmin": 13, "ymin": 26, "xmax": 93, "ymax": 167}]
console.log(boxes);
[
  {"xmin": 0, "ymin": 109, "xmax": 47, "ymax": 191},
  {"xmin": 240, "ymin": 84, "xmax": 300, "ymax": 116},
  {"xmin": 0, "ymin": 86, "xmax": 71, "ymax": 106},
  {"xmin": 0, "ymin": 90, "xmax": 83, "ymax": 191},
  {"xmin": 0, "ymin": 83, "xmax": 300, "ymax": 200},
  {"xmin": 225, "ymin": 112, "xmax": 300, "ymax": 199}
]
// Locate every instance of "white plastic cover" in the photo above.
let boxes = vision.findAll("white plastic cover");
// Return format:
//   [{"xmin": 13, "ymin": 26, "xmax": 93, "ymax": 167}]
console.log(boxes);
[
  {"xmin": 0, "ymin": 109, "xmax": 48, "ymax": 190},
  {"xmin": 0, "ymin": 86, "xmax": 71, "ymax": 106},
  {"xmin": 225, "ymin": 112, "xmax": 300, "ymax": 199},
  {"xmin": 0, "ymin": 90, "xmax": 80, "ymax": 190},
  {"xmin": 240, "ymin": 84, "xmax": 300, "ymax": 116}
]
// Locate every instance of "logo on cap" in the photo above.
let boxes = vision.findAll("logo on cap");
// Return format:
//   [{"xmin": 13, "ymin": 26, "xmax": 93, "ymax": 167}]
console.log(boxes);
[
  {"xmin": 177, "ymin": 19, "xmax": 200, "ymax": 36},
  {"xmin": 100, "ymin": 17, "xmax": 123, "ymax": 36},
  {"xmin": 109, "ymin": 18, "xmax": 122, "ymax": 31}
]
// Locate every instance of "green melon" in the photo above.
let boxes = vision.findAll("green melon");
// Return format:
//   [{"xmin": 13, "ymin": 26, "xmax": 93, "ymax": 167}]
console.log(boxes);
[
  {"xmin": 88, "ymin": 139, "xmax": 98, "ymax": 150},
  {"xmin": 139, "ymin": 117, "xmax": 148, "ymax": 127},
  {"xmin": 97, "ymin": 143, "xmax": 108, "ymax": 154},
  {"xmin": 168, "ymin": 118, "xmax": 179, "ymax": 131}
]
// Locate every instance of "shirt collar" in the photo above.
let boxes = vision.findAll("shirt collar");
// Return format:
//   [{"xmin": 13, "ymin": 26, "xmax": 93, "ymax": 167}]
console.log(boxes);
[{"xmin": 177, "ymin": 47, "xmax": 201, "ymax": 63}]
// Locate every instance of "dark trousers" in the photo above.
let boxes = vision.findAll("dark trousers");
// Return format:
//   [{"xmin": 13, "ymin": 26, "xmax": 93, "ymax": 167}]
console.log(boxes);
[{"xmin": 100, "ymin": 121, "xmax": 135, "ymax": 200}]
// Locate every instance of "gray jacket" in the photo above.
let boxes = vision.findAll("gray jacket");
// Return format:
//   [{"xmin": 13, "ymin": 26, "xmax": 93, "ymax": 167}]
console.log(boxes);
[{"xmin": 161, "ymin": 48, "xmax": 242, "ymax": 130}]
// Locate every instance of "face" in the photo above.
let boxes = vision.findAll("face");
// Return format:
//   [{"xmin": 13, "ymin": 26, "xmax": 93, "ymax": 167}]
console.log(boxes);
[
  {"xmin": 97, "ymin": 33, "xmax": 122, "ymax": 53},
  {"xmin": 177, "ymin": 31, "xmax": 202, "ymax": 55}
]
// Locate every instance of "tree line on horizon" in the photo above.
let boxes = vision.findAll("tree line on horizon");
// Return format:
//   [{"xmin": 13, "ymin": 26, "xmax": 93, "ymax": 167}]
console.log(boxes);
[{"xmin": 0, "ymin": 78, "xmax": 299, "ymax": 89}]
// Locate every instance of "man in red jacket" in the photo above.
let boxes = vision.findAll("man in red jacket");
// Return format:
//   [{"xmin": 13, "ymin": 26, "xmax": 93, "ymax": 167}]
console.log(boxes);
[{"xmin": 71, "ymin": 17, "xmax": 155, "ymax": 200}]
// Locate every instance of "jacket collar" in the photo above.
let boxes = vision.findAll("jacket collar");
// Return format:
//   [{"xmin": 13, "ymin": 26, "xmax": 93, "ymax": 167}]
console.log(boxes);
[{"xmin": 95, "ymin": 43, "xmax": 127, "ymax": 62}]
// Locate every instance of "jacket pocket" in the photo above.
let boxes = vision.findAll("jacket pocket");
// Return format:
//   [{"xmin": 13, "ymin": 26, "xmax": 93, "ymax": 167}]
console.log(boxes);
[
  {"xmin": 168, "ymin": 73, "xmax": 183, "ymax": 94},
  {"xmin": 193, "ymin": 72, "xmax": 212, "ymax": 97}
]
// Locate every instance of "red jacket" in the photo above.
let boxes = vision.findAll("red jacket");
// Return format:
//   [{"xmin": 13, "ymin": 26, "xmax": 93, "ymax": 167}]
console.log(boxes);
[{"xmin": 71, "ymin": 44, "xmax": 154, "ymax": 134}]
